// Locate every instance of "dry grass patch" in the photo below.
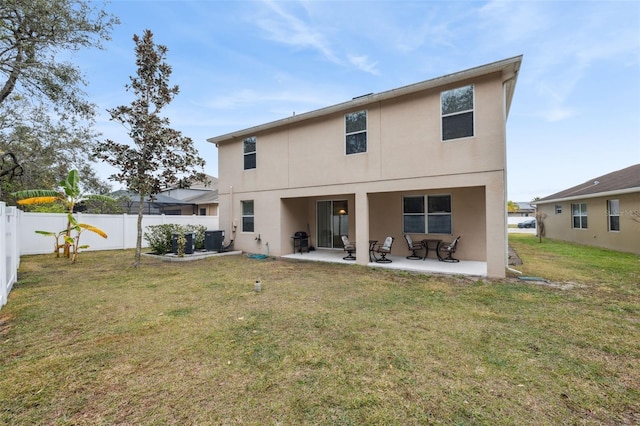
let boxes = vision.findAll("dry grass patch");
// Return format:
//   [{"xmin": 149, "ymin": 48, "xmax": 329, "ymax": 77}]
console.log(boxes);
[{"xmin": 1, "ymin": 243, "xmax": 639, "ymax": 425}]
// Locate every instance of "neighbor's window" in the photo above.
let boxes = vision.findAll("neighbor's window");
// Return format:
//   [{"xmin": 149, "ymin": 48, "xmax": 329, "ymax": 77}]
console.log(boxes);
[
  {"xmin": 403, "ymin": 194, "xmax": 452, "ymax": 234},
  {"xmin": 427, "ymin": 195, "xmax": 452, "ymax": 234},
  {"xmin": 345, "ymin": 110, "xmax": 367, "ymax": 155},
  {"xmin": 441, "ymin": 85, "xmax": 474, "ymax": 141},
  {"xmin": 403, "ymin": 196, "xmax": 425, "ymax": 233},
  {"xmin": 243, "ymin": 136, "xmax": 256, "ymax": 170},
  {"xmin": 241, "ymin": 200, "xmax": 254, "ymax": 232},
  {"xmin": 608, "ymin": 199, "xmax": 620, "ymax": 232},
  {"xmin": 555, "ymin": 204, "xmax": 562, "ymax": 214},
  {"xmin": 571, "ymin": 203, "xmax": 587, "ymax": 229}
]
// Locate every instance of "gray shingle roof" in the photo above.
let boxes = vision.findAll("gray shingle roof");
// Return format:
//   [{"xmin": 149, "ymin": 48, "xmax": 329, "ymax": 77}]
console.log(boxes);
[
  {"xmin": 184, "ymin": 190, "xmax": 219, "ymax": 204},
  {"xmin": 537, "ymin": 163, "xmax": 640, "ymax": 203}
]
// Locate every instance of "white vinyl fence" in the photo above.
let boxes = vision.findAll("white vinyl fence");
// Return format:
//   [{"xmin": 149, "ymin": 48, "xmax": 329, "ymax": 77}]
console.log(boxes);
[
  {"xmin": 0, "ymin": 208, "xmax": 219, "ymax": 310},
  {"xmin": 19, "ymin": 212, "xmax": 220, "ymax": 254},
  {"xmin": 1, "ymin": 203, "xmax": 20, "ymax": 309}
]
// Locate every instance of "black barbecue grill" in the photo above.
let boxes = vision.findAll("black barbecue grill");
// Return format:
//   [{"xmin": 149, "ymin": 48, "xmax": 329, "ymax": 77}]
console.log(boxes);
[{"xmin": 291, "ymin": 231, "xmax": 309, "ymax": 254}]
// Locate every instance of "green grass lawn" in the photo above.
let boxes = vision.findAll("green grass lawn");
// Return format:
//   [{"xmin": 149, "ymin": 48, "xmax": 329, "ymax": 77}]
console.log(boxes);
[{"xmin": 1, "ymin": 235, "xmax": 638, "ymax": 425}]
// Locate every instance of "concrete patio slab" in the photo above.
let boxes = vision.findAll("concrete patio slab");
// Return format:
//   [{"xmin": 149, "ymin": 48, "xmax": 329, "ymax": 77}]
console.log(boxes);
[{"xmin": 282, "ymin": 249, "xmax": 487, "ymax": 277}]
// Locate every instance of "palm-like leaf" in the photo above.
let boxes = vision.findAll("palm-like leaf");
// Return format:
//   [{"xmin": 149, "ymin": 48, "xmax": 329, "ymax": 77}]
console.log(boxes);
[
  {"xmin": 61, "ymin": 169, "xmax": 81, "ymax": 198},
  {"xmin": 12, "ymin": 189, "xmax": 61, "ymax": 199},
  {"xmin": 17, "ymin": 196, "xmax": 61, "ymax": 205},
  {"xmin": 14, "ymin": 170, "xmax": 115, "ymax": 262},
  {"xmin": 83, "ymin": 194, "xmax": 119, "ymax": 203},
  {"xmin": 78, "ymin": 223, "xmax": 108, "ymax": 239},
  {"xmin": 35, "ymin": 230, "xmax": 59, "ymax": 237}
]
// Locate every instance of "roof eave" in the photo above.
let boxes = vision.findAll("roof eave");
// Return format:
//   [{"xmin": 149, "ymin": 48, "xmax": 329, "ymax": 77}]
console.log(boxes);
[
  {"xmin": 535, "ymin": 186, "xmax": 640, "ymax": 205},
  {"xmin": 207, "ymin": 55, "xmax": 523, "ymax": 146}
]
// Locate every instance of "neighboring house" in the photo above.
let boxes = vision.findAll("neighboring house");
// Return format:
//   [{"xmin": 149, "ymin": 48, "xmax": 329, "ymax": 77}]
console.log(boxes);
[
  {"xmin": 112, "ymin": 174, "xmax": 220, "ymax": 216},
  {"xmin": 111, "ymin": 190, "xmax": 197, "ymax": 215},
  {"xmin": 159, "ymin": 175, "xmax": 219, "ymax": 216},
  {"xmin": 207, "ymin": 56, "xmax": 522, "ymax": 278},
  {"xmin": 508, "ymin": 202, "xmax": 535, "ymax": 217},
  {"xmin": 181, "ymin": 190, "xmax": 219, "ymax": 216},
  {"xmin": 535, "ymin": 164, "xmax": 640, "ymax": 254}
]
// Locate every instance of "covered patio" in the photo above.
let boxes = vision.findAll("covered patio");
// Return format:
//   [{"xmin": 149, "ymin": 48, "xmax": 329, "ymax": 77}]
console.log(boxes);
[{"xmin": 282, "ymin": 248, "xmax": 487, "ymax": 277}]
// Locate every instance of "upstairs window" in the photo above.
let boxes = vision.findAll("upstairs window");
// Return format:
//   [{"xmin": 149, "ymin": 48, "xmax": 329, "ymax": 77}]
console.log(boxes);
[
  {"xmin": 243, "ymin": 136, "xmax": 256, "ymax": 170},
  {"xmin": 572, "ymin": 203, "xmax": 587, "ymax": 229},
  {"xmin": 345, "ymin": 110, "xmax": 367, "ymax": 155},
  {"xmin": 441, "ymin": 85, "xmax": 474, "ymax": 141},
  {"xmin": 241, "ymin": 200, "xmax": 254, "ymax": 232},
  {"xmin": 608, "ymin": 199, "xmax": 620, "ymax": 232}
]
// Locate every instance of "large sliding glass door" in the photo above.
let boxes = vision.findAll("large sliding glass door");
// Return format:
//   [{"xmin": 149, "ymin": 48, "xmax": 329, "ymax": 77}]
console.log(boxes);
[{"xmin": 316, "ymin": 200, "xmax": 349, "ymax": 249}]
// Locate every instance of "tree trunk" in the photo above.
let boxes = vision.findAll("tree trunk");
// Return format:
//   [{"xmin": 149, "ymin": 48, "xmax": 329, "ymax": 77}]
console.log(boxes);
[
  {"xmin": 134, "ymin": 193, "xmax": 145, "ymax": 267},
  {"xmin": 63, "ymin": 217, "xmax": 72, "ymax": 258}
]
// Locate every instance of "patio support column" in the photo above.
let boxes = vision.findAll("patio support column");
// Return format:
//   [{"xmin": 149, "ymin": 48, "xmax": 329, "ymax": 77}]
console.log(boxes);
[
  {"xmin": 485, "ymin": 179, "xmax": 507, "ymax": 278},
  {"xmin": 355, "ymin": 191, "xmax": 370, "ymax": 266}
]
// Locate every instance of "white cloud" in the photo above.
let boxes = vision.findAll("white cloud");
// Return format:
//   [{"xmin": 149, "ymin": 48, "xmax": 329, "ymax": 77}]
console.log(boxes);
[
  {"xmin": 540, "ymin": 107, "xmax": 575, "ymax": 123},
  {"xmin": 256, "ymin": 0, "xmax": 339, "ymax": 63},
  {"xmin": 204, "ymin": 88, "xmax": 329, "ymax": 111},
  {"xmin": 348, "ymin": 55, "xmax": 379, "ymax": 76}
]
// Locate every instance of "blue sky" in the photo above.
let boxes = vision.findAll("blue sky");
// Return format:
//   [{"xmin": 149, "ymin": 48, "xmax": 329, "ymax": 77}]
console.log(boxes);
[{"xmin": 78, "ymin": 0, "xmax": 640, "ymax": 202}]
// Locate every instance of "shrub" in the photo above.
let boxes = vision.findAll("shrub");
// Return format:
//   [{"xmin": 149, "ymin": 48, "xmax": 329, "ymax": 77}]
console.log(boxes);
[
  {"xmin": 185, "ymin": 224, "xmax": 207, "ymax": 250},
  {"xmin": 144, "ymin": 224, "xmax": 208, "ymax": 254},
  {"xmin": 144, "ymin": 224, "xmax": 184, "ymax": 254}
]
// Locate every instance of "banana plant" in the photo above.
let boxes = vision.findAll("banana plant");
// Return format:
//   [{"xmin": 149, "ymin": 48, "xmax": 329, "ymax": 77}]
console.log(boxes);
[
  {"xmin": 34, "ymin": 215, "xmax": 108, "ymax": 262},
  {"xmin": 13, "ymin": 170, "xmax": 114, "ymax": 259}
]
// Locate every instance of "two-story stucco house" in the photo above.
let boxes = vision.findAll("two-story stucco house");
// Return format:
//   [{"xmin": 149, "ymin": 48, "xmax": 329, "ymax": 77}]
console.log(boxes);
[{"xmin": 207, "ymin": 56, "xmax": 522, "ymax": 278}]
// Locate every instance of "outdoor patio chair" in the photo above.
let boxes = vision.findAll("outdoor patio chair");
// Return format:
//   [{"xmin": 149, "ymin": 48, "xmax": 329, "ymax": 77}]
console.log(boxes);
[
  {"xmin": 341, "ymin": 235, "xmax": 356, "ymax": 260},
  {"xmin": 437, "ymin": 236, "xmax": 460, "ymax": 263},
  {"xmin": 372, "ymin": 236, "xmax": 394, "ymax": 263},
  {"xmin": 403, "ymin": 234, "xmax": 425, "ymax": 260}
]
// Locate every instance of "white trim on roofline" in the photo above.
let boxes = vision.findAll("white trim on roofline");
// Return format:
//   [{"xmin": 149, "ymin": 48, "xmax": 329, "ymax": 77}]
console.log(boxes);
[{"xmin": 534, "ymin": 187, "xmax": 640, "ymax": 205}]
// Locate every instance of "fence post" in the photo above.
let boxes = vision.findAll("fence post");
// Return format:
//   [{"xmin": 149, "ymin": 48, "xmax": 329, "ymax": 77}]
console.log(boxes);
[
  {"xmin": 0, "ymin": 202, "xmax": 6, "ymax": 307},
  {"xmin": 0, "ymin": 203, "xmax": 19, "ymax": 310}
]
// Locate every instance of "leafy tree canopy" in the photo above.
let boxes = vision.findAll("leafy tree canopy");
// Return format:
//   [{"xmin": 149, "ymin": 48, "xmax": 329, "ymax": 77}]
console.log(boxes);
[
  {"xmin": 0, "ymin": 97, "xmax": 111, "ymax": 204},
  {"xmin": 0, "ymin": 0, "xmax": 119, "ymax": 118},
  {"xmin": 93, "ymin": 29, "xmax": 206, "ymax": 266}
]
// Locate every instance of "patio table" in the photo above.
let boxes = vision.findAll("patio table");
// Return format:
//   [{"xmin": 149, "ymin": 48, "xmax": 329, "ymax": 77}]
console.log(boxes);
[{"xmin": 421, "ymin": 239, "xmax": 442, "ymax": 260}]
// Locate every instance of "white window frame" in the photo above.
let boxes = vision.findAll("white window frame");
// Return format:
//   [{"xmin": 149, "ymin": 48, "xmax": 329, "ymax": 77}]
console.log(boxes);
[
  {"xmin": 241, "ymin": 200, "xmax": 254, "ymax": 232},
  {"xmin": 243, "ymin": 136, "xmax": 256, "ymax": 170},
  {"xmin": 402, "ymin": 196, "xmax": 425, "ymax": 234},
  {"xmin": 441, "ymin": 85, "xmax": 475, "ymax": 141},
  {"xmin": 607, "ymin": 199, "xmax": 620, "ymax": 232},
  {"xmin": 571, "ymin": 203, "xmax": 588, "ymax": 229},
  {"xmin": 427, "ymin": 194, "xmax": 453, "ymax": 234},
  {"xmin": 345, "ymin": 110, "xmax": 367, "ymax": 155},
  {"xmin": 402, "ymin": 194, "xmax": 452, "ymax": 234}
]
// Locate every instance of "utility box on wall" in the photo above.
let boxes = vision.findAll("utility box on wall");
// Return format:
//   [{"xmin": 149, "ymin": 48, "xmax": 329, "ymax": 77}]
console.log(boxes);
[{"xmin": 204, "ymin": 230, "xmax": 225, "ymax": 251}]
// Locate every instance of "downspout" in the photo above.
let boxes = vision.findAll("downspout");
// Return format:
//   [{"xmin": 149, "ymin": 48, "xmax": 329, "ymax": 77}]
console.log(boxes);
[
  {"xmin": 503, "ymin": 73, "xmax": 518, "ymax": 276},
  {"xmin": 229, "ymin": 185, "xmax": 234, "ymax": 237}
]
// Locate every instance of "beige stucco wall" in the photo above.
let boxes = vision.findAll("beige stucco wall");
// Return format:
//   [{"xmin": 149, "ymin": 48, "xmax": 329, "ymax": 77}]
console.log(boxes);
[
  {"xmin": 218, "ymin": 73, "xmax": 506, "ymax": 193},
  {"xmin": 221, "ymin": 169, "xmax": 506, "ymax": 276},
  {"xmin": 537, "ymin": 192, "xmax": 640, "ymax": 254},
  {"xmin": 215, "ymin": 70, "xmax": 510, "ymax": 277}
]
